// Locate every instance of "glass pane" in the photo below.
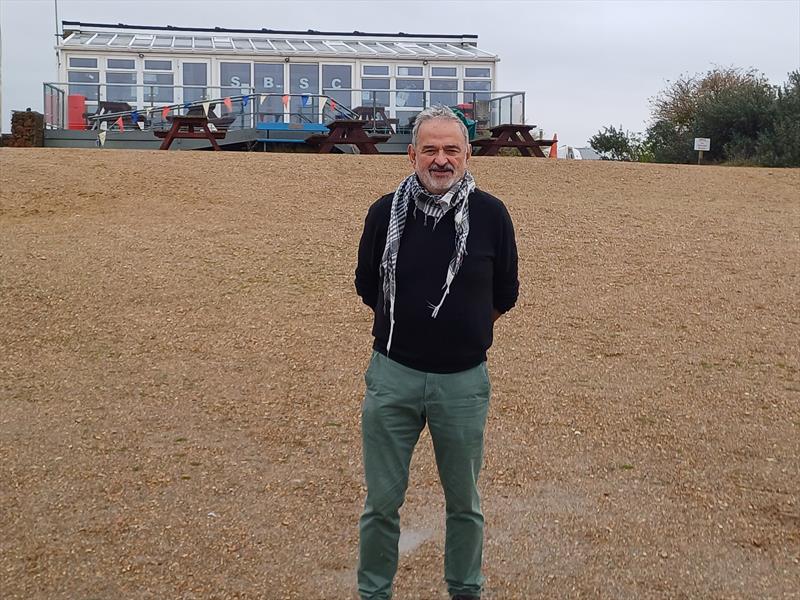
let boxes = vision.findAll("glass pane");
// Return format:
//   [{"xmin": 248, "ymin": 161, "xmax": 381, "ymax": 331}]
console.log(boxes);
[
  {"xmin": 153, "ymin": 36, "xmax": 174, "ymax": 48},
  {"xmin": 289, "ymin": 63, "xmax": 319, "ymax": 122},
  {"xmin": 183, "ymin": 62, "xmax": 208, "ymax": 103},
  {"xmin": 145, "ymin": 59, "xmax": 172, "ymax": 70},
  {"xmin": 89, "ymin": 33, "xmax": 114, "ymax": 45},
  {"xmin": 174, "ymin": 37, "xmax": 193, "ymax": 48},
  {"xmin": 396, "ymin": 110, "xmax": 420, "ymax": 132},
  {"xmin": 143, "ymin": 73, "xmax": 174, "ymax": 102},
  {"xmin": 233, "ymin": 38, "xmax": 252, "ymax": 50},
  {"xmin": 396, "ymin": 79, "xmax": 424, "ymax": 107},
  {"xmin": 361, "ymin": 78, "xmax": 389, "ymax": 106},
  {"xmin": 132, "ymin": 35, "xmax": 154, "ymax": 47},
  {"xmin": 106, "ymin": 72, "xmax": 137, "ymax": 102},
  {"xmin": 465, "ymin": 68, "xmax": 491, "ymax": 78},
  {"xmin": 69, "ymin": 57, "xmax": 97, "ymax": 68},
  {"xmin": 213, "ymin": 37, "xmax": 233, "ymax": 49},
  {"xmin": 68, "ymin": 71, "xmax": 98, "ymax": 83},
  {"xmin": 322, "ymin": 64, "xmax": 352, "ymax": 109},
  {"xmin": 254, "ymin": 63, "xmax": 285, "ymax": 122},
  {"xmin": 430, "ymin": 79, "xmax": 457, "ymax": 105},
  {"xmin": 68, "ymin": 71, "xmax": 100, "ymax": 101},
  {"xmin": 253, "ymin": 39, "xmax": 273, "ymax": 50},
  {"xmin": 363, "ymin": 65, "xmax": 389, "ymax": 76},
  {"xmin": 109, "ymin": 34, "xmax": 134, "ymax": 47},
  {"xmin": 195, "ymin": 37, "xmax": 212, "ymax": 49},
  {"xmin": 464, "ymin": 80, "xmax": 491, "ymax": 91},
  {"xmin": 398, "ymin": 66, "xmax": 423, "ymax": 77},
  {"xmin": 108, "ymin": 59, "xmax": 135, "ymax": 70},
  {"xmin": 431, "ymin": 66, "xmax": 457, "ymax": 77},
  {"xmin": 272, "ymin": 40, "xmax": 293, "ymax": 51}
]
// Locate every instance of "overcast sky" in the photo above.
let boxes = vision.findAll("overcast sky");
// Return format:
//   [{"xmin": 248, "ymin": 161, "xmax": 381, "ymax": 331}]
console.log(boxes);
[{"xmin": 1, "ymin": 0, "xmax": 798, "ymax": 147}]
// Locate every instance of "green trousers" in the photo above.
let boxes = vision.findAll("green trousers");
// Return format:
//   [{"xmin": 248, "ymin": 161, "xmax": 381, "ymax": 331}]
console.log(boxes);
[{"xmin": 358, "ymin": 351, "xmax": 491, "ymax": 599}]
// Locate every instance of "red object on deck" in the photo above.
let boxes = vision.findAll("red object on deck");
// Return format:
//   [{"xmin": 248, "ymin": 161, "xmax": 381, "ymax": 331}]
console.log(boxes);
[{"xmin": 67, "ymin": 94, "xmax": 87, "ymax": 130}]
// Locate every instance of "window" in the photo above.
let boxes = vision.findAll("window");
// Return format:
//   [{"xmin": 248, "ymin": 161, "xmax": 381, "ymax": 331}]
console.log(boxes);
[
  {"xmin": 361, "ymin": 78, "xmax": 389, "ymax": 106},
  {"xmin": 289, "ymin": 63, "xmax": 319, "ymax": 122},
  {"xmin": 144, "ymin": 60, "xmax": 174, "ymax": 103},
  {"xmin": 255, "ymin": 63, "xmax": 285, "ymax": 121},
  {"xmin": 322, "ymin": 64, "xmax": 352, "ymax": 110},
  {"xmin": 107, "ymin": 72, "xmax": 137, "ymax": 102},
  {"xmin": 398, "ymin": 66, "xmax": 423, "ymax": 77},
  {"xmin": 431, "ymin": 66, "xmax": 457, "ymax": 77},
  {"xmin": 363, "ymin": 65, "xmax": 389, "ymax": 76},
  {"xmin": 68, "ymin": 70, "xmax": 100, "ymax": 101},
  {"xmin": 463, "ymin": 80, "xmax": 491, "ymax": 102},
  {"xmin": 430, "ymin": 79, "xmax": 457, "ymax": 106},
  {"xmin": 465, "ymin": 67, "xmax": 491, "ymax": 78},
  {"xmin": 396, "ymin": 79, "xmax": 424, "ymax": 107},
  {"xmin": 107, "ymin": 58, "xmax": 135, "ymax": 70},
  {"xmin": 69, "ymin": 57, "xmax": 97, "ymax": 68},
  {"xmin": 145, "ymin": 59, "xmax": 172, "ymax": 71}
]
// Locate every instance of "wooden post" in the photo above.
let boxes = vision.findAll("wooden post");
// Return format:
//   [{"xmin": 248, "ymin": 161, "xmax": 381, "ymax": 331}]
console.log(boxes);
[{"xmin": 698, "ymin": 150, "xmax": 703, "ymax": 165}]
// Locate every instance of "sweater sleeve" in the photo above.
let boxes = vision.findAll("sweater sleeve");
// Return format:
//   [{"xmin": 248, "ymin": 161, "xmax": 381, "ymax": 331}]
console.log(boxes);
[
  {"xmin": 354, "ymin": 200, "xmax": 387, "ymax": 310},
  {"xmin": 493, "ymin": 203, "xmax": 519, "ymax": 314}
]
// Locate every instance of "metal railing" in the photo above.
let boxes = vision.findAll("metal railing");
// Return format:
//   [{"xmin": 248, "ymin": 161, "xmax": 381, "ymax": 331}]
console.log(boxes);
[{"xmin": 42, "ymin": 82, "xmax": 526, "ymax": 133}]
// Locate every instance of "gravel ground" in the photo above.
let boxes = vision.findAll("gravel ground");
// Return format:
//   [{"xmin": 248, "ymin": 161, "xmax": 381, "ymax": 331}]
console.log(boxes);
[{"xmin": 1, "ymin": 148, "xmax": 798, "ymax": 599}]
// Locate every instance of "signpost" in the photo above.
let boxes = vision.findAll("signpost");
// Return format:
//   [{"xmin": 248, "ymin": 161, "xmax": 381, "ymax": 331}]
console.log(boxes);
[{"xmin": 694, "ymin": 137, "xmax": 711, "ymax": 164}]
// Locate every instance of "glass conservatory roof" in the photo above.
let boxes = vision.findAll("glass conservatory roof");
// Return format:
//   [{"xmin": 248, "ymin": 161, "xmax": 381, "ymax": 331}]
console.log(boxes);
[{"xmin": 60, "ymin": 22, "xmax": 498, "ymax": 61}]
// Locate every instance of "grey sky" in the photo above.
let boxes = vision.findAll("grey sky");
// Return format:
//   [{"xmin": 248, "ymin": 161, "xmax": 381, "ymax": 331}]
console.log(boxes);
[{"xmin": 1, "ymin": 0, "xmax": 799, "ymax": 147}]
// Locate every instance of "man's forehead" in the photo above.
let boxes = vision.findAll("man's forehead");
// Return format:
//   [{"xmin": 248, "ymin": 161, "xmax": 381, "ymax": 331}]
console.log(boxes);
[{"xmin": 416, "ymin": 119, "xmax": 466, "ymax": 145}]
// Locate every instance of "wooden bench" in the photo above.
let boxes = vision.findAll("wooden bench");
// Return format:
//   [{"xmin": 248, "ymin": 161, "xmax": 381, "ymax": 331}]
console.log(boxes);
[
  {"xmin": 471, "ymin": 124, "xmax": 555, "ymax": 157},
  {"xmin": 308, "ymin": 119, "xmax": 391, "ymax": 154},
  {"xmin": 154, "ymin": 115, "xmax": 226, "ymax": 150}
]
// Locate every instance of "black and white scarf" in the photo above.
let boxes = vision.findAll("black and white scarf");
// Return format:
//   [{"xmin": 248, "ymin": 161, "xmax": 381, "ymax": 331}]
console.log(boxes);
[{"xmin": 380, "ymin": 171, "xmax": 476, "ymax": 353}]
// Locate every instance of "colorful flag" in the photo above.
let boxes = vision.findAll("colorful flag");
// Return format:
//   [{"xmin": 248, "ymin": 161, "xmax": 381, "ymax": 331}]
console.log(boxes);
[
  {"xmin": 321, "ymin": 97, "xmax": 328, "ymax": 110},
  {"xmin": 242, "ymin": 94, "xmax": 249, "ymax": 107},
  {"xmin": 330, "ymin": 100, "xmax": 337, "ymax": 111},
  {"xmin": 98, "ymin": 131, "xmax": 107, "ymax": 146},
  {"xmin": 301, "ymin": 94, "xmax": 309, "ymax": 107},
  {"xmin": 131, "ymin": 110, "xmax": 139, "ymax": 124},
  {"xmin": 137, "ymin": 121, "xmax": 145, "ymax": 131},
  {"xmin": 260, "ymin": 93, "xmax": 268, "ymax": 106},
  {"xmin": 223, "ymin": 97, "xmax": 233, "ymax": 112},
  {"xmin": 162, "ymin": 106, "xmax": 171, "ymax": 119},
  {"xmin": 183, "ymin": 102, "xmax": 191, "ymax": 112},
  {"xmin": 281, "ymin": 94, "xmax": 289, "ymax": 107},
  {"xmin": 202, "ymin": 101, "xmax": 210, "ymax": 116},
  {"xmin": 115, "ymin": 116, "xmax": 124, "ymax": 132}
]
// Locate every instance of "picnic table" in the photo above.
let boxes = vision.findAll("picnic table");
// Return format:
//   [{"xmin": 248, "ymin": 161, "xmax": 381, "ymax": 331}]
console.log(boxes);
[
  {"xmin": 471, "ymin": 124, "xmax": 555, "ymax": 157},
  {"xmin": 306, "ymin": 119, "xmax": 390, "ymax": 154},
  {"xmin": 154, "ymin": 115, "xmax": 226, "ymax": 150}
]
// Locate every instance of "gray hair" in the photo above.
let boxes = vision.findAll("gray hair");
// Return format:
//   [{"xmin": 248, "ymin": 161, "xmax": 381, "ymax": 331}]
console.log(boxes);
[{"xmin": 411, "ymin": 105, "xmax": 469, "ymax": 148}]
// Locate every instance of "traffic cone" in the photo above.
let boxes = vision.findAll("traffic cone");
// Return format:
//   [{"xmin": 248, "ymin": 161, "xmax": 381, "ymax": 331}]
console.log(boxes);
[{"xmin": 549, "ymin": 133, "xmax": 558, "ymax": 159}]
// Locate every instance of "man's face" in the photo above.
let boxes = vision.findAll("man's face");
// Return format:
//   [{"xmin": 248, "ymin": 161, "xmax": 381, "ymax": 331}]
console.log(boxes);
[{"xmin": 408, "ymin": 118, "xmax": 471, "ymax": 195}]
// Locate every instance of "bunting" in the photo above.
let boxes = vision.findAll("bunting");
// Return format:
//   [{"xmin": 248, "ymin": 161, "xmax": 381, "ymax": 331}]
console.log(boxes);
[
  {"xmin": 281, "ymin": 94, "xmax": 289, "ymax": 107},
  {"xmin": 131, "ymin": 110, "xmax": 139, "ymax": 124},
  {"xmin": 98, "ymin": 131, "xmax": 107, "ymax": 146},
  {"xmin": 260, "ymin": 93, "xmax": 268, "ymax": 106},
  {"xmin": 115, "ymin": 116, "xmax": 125, "ymax": 132},
  {"xmin": 223, "ymin": 97, "xmax": 233, "ymax": 112},
  {"xmin": 242, "ymin": 94, "xmax": 250, "ymax": 107},
  {"xmin": 137, "ymin": 121, "xmax": 145, "ymax": 131},
  {"xmin": 162, "ymin": 106, "xmax": 171, "ymax": 119},
  {"xmin": 202, "ymin": 101, "xmax": 210, "ymax": 116},
  {"xmin": 301, "ymin": 94, "xmax": 309, "ymax": 107}
]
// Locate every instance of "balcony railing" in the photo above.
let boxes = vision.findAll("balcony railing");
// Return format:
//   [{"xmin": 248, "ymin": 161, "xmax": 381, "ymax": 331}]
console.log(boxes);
[{"xmin": 43, "ymin": 82, "xmax": 526, "ymax": 134}]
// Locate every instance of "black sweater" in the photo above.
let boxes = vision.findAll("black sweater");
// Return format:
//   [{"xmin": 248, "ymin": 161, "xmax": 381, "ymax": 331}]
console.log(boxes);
[{"xmin": 355, "ymin": 188, "xmax": 519, "ymax": 373}]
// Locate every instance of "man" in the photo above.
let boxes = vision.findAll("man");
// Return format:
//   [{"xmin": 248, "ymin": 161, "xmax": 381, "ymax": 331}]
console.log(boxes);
[{"xmin": 355, "ymin": 105, "xmax": 519, "ymax": 600}]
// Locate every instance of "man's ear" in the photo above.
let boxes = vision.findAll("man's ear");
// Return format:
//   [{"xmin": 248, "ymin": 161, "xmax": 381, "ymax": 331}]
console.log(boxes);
[{"xmin": 408, "ymin": 144, "xmax": 416, "ymax": 167}]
